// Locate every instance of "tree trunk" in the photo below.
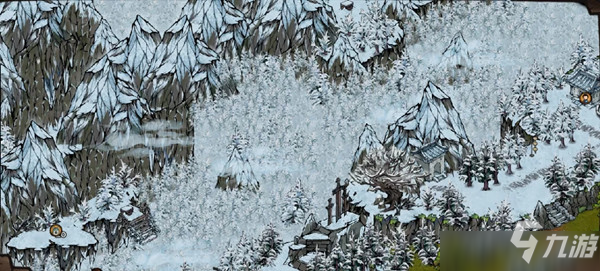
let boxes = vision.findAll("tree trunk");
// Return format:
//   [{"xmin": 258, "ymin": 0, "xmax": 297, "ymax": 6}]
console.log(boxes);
[
  {"xmin": 483, "ymin": 179, "xmax": 490, "ymax": 191},
  {"xmin": 517, "ymin": 160, "xmax": 522, "ymax": 170},
  {"xmin": 466, "ymin": 176, "xmax": 472, "ymax": 187},
  {"xmin": 506, "ymin": 164, "xmax": 513, "ymax": 175},
  {"xmin": 545, "ymin": 139, "xmax": 551, "ymax": 145},
  {"xmin": 570, "ymin": 133, "xmax": 575, "ymax": 143},
  {"xmin": 493, "ymin": 170, "xmax": 499, "ymax": 185},
  {"xmin": 560, "ymin": 137, "xmax": 566, "ymax": 148}
]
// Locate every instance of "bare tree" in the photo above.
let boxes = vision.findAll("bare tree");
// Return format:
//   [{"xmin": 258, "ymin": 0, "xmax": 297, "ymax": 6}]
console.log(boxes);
[{"xmin": 351, "ymin": 147, "xmax": 428, "ymax": 212}]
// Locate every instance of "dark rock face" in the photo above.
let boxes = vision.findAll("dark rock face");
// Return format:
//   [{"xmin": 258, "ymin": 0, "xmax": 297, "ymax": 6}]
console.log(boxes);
[{"xmin": 533, "ymin": 187, "xmax": 600, "ymax": 230}]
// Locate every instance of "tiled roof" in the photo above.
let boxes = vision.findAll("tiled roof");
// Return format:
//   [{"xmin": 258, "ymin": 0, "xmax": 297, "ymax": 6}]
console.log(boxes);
[
  {"xmin": 566, "ymin": 68, "xmax": 600, "ymax": 93},
  {"xmin": 412, "ymin": 142, "xmax": 448, "ymax": 163}
]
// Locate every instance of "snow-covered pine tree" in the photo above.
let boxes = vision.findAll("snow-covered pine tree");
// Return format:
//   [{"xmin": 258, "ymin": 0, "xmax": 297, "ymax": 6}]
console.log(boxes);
[
  {"xmin": 491, "ymin": 142, "xmax": 506, "ymax": 185},
  {"xmin": 255, "ymin": 223, "xmax": 282, "ymax": 266},
  {"xmin": 552, "ymin": 101, "xmax": 571, "ymax": 148},
  {"xmin": 420, "ymin": 186, "xmax": 435, "ymax": 211},
  {"xmin": 217, "ymin": 132, "xmax": 259, "ymax": 191},
  {"xmin": 385, "ymin": 230, "xmax": 413, "ymax": 271},
  {"xmin": 501, "ymin": 131, "xmax": 518, "ymax": 175},
  {"xmin": 361, "ymin": 225, "xmax": 387, "ymax": 269},
  {"xmin": 570, "ymin": 35, "xmax": 594, "ymax": 69},
  {"xmin": 353, "ymin": 2, "xmax": 403, "ymax": 58},
  {"xmin": 281, "ymin": 179, "xmax": 312, "ymax": 224},
  {"xmin": 520, "ymin": 95, "xmax": 543, "ymax": 137},
  {"xmin": 565, "ymin": 104, "xmax": 581, "ymax": 143},
  {"xmin": 327, "ymin": 243, "xmax": 347, "ymax": 271},
  {"xmin": 437, "ymin": 183, "xmax": 468, "ymax": 229},
  {"xmin": 551, "ymin": 176, "xmax": 576, "ymax": 204},
  {"xmin": 214, "ymin": 244, "xmax": 237, "ymax": 271},
  {"xmin": 328, "ymin": 15, "xmax": 365, "ymax": 76},
  {"xmin": 412, "ymin": 220, "xmax": 439, "ymax": 266},
  {"xmin": 344, "ymin": 233, "xmax": 366, "ymax": 270},
  {"xmin": 234, "ymin": 233, "xmax": 259, "ymax": 270},
  {"xmin": 476, "ymin": 143, "xmax": 495, "ymax": 191},
  {"xmin": 180, "ymin": 262, "xmax": 192, "ymax": 271},
  {"xmin": 572, "ymin": 144, "xmax": 600, "ymax": 191},
  {"xmin": 491, "ymin": 200, "xmax": 513, "ymax": 231},
  {"xmin": 544, "ymin": 156, "xmax": 567, "ymax": 194},
  {"xmin": 514, "ymin": 135, "xmax": 527, "ymax": 169},
  {"xmin": 307, "ymin": 249, "xmax": 328, "ymax": 271},
  {"xmin": 459, "ymin": 153, "xmax": 477, "ymax": 187},
  {"xmin": 539, "ymin": 109, "xmax": 554, "ymax": 144}
]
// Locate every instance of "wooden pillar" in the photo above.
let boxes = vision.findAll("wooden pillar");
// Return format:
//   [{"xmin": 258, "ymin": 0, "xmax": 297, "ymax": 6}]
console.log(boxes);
[
  {"xmin": 342, "ymin": 181, "xmax": 349, "ymax": 215},
  {"xmin": 326, "ymin": 198, "xmax": 334, "ymax": 225},
  {"xmin": 332, "ymin": 178, "xmax": 342, "ymax": 222}
]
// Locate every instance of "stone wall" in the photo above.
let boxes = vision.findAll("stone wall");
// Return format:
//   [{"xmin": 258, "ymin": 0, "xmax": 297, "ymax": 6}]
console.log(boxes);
[{"xmin": 534, "ymin": 185, "xmax": 599, "ymax": 229}]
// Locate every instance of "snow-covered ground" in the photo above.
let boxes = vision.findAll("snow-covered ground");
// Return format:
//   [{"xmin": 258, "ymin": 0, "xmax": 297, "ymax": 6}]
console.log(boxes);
[{"xmin": 6, "ymin": 1, "xmax": 600, "ymax": 270}]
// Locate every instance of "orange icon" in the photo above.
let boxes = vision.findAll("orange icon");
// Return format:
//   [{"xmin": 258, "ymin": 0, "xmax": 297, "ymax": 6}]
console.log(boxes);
[
  {"xmin": 579, "ymin": 92, "xmax": 592, "ymax": 105},
  {"xmin": 49, "ymin": 224, "xmax": 63, "ymax": 237}
]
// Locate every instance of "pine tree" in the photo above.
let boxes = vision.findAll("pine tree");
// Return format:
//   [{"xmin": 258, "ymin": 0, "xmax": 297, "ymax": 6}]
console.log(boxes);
[
  {"xmin": 412, "ymin": 220, "xmax": 439, "ymax": 266},
  {"xmin": 551, "ymin": 178, "xmax": 575, "ymax": 204},
  {"xmin": 256, "ymin": 223, "xmax": 283, "ymax": 266},
  {"xmin": 491, "ymin": 142, "xmax": 505, "ymax": 185},
  {"xmin": 437, "ymin": 183, "xmax": 468, "ymax": 229},
  {"xmin": 180, "ymin": 262, "xmax": 192, "ymax": 271},
  {"xmin": 327, "ymin": 244, "xmax": 347, "ymax": 271},
  {"xmin": 571, "ymin": 35, "xmax": 594, "ymax": 69},
  {"xmin": 573, "ymin": 144, "xmax": 600, "ymax": 191},
  {"xmin": 215, "ymin": 245, "xmax": 237, "ymax": 271},
  {"xmin": 308, "ymin": 249, "xmax": 328, "ymax": 271},
  {"xmin": 459, "ymin": 153, "xmax": 477, "ymax": 187},
  {"xmin": 344, "ymin": 233, "xmax": 366, "ymax": 270},
  {"xmin": 475, "ymin": 143, "xmax": 495, "ymax": 191},
  {"xmin": 361, "ymin": 225, "xmax": 387, "ymax": 269},
  {"xmin": 384, "ymin": 230, "xmax": 413, "ymax": 271},
  {"xmin": 281, "ymin": 179, "xmax": 312, "ymax": 224},
  {"xmin": 539, "ymin": 109, "xmax": 554, "ymax": 144},
  {"xmin": 501, "ymin": 131, "xmax": 517, "ymax": 175},
  {"xmin": 420, "ymin": 186, "xmax": 435, "ymax": 211},
  {"xmin": 552, "ymin": 101, "xmax": 570, "ymax": 148},
  {"xmin": 565, "ymin": 105, "xmax": 581, "ymax": 143},
  {"xmin": 491, "ymin": 200, "xmax": 513, "ymax": 231},
  {"xmin": 544, "ymin": 157, "xmax": 568, "ymax": 189},
  {"xmin": 234, "ymin": 233, "xmax": 259, "ymax": 270}
]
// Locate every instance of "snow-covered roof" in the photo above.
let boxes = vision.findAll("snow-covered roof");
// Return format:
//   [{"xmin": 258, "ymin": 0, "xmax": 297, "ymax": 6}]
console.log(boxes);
[
  {"xmin": 411, "ymin": 141, "xmax": 448, "ymax": 163},
  {"xmin": 289, "ymin": 244, "xmax": 306, "ymax": 250},
  {"xmin": 566, "ymin": 68, "xmax": 600, "ymax": 93},
  {"xmin": 302, "ymin": 232, "xmax": 329, "ymax": 241},
  {"xmin": 320, "ymin": 213, "xmax": 359, "ymax": 231},
  {"xmin": 7, "ymin": 216, "xmax": 97, "ymax": 250}
]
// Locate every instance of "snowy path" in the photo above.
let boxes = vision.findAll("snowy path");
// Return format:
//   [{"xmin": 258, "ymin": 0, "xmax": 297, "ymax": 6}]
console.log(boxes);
[
  {"xmin": 580, "ymin": 124, "xmax": 600, "ymax": 140},
  {"xmin": 507, "ymin": 168, "xmax": 547, "ymax": 190}
]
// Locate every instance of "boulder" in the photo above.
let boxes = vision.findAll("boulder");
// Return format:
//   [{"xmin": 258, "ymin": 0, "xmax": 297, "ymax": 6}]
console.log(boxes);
[{"xmin": 533, "ymin": 201, "xmax": 552, "ymax": 229}]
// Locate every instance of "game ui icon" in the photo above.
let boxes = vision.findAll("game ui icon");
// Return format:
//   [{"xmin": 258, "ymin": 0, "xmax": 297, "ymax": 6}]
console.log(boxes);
[
  {"xmin": 49, "ymin": 224, "xmax": 67, "ymax": 238},
  {"xmin": 579, "ymin": 92, "xmax": 592, "ymax": 105}
]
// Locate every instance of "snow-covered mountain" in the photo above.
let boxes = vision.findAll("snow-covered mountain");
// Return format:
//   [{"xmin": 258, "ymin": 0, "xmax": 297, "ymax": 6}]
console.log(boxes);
[
  {"xmin": 126, "ymin": 15, "xmax": 161, "ymax": 79},
  {"xmin": 148, "ymin": 15, "xmax": 219, "ymax": 104},
  {"xmin": 180, "ymin": 0, "xmax": 247, "ymax": 52},
  {"xmin": 19, "ymin": 122, "xmax": 77, "ymax": 204},
  {"xmin": 0, "ymin": 1, "xmax": 64, "ymax": 51},
  {"xmin": 63, "ymin": 1, "xmax": 119, "ymax": 53},
  {"xmin": 0, "ymin": 38, "xmax": 24, "ymax": 119},
  {"xmin": 440, "ymin": 31, "xmax": 472, "ymax": 71},
  {"xmin": 351, "ymin": 123, "xmax": 383, "ymax": 171},
  {"xmin": 383, "ymin": 82, "xmax": 473, "ymax": 169},
  {"xmin": 248, "ymin": 0, "xmax": 336, "ymax": 54}
]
